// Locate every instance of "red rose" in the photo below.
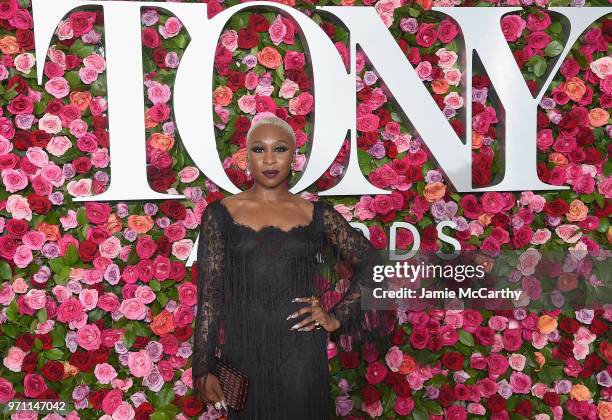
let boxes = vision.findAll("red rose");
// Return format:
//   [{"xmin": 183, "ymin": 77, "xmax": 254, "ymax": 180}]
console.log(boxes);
[
  {"xmin": 502, "ymin": 329, "xmax": 522, "ymax": 351},
  {"xmin": 226, "ymin": 168, "xmax": 246, "ymax": 187},
  {"xmin": 21, "ymin": 351, "xmax": 38, "ymax": 373},
  {"xmin": 255, "ymin": 95, "xmax": 277, "ymax": 113},
  {"xmin": 365, "ymin": 361, "xmax": 387, "ymax": 384},
  {"xmin": 0, "ymin": 0, "xmax": 18, "ymax": 20},
  {"xmin": 416, "ymin": 23, "xmax": 437, "ymax": 47},
  {"xmin": 142, "ymin": 27, "xmax": 161, "ymax": 49},
  {"xmin": 89, "ymin": 389, "xmax": 108, "ymax": 410},
  {"xmin": 31, "ymin": 130, "xmax": 51, "ymax": 147},
  {"xmin": 248, "ymin": 13, "xmax": 269, "ymax": 32},
  {"xmin": 543, "ymin": 391, "xmax": 561, "ymax": 407},
  {"xmin": 589, "ymin": 319, "xmax": 608, "ymax": 335},
  {"xmin": 437, "ymin": 19, "xmax": 458, "ymax": 43},
  {"xmin": 237, "ymin": 28, "xmax": 258, "ymax": 49},
  {"xmin": 152, "ymin": 47, "xmax": 168, "ymax": 69},
  {"xmin": 69, "ymin": 11, "xmax": 97, "ymax": 37},
  {"xmin": 361, "ymin": 385, "xmax": 381, "ymax": 405},
  {"xmin": 487, "ymin": 394, "xmax": 506, "ymax": 413},
  {"xmin": 474, "ymin": 326, "xmax": 495, "ymax": 346},
  {"xmin": 78, "ymin": 239, "xmax": 99, "ymax": 262},
  {"xmin": 226, "ymin": 70, "xmax": 245, "ymax": 92},
  {"xmin": 15, "ymin": 332, "xmax": 34, "ymax": 351},
  {"xmin": 27, "ymin": 194, "xmax": 51, "ymax": 215},
  {"xmin": 409, "ymin": 327, "xmax": 429, "ymax": 350},
  {"xmin": 16, "ymin": 29, "xmax": 34, "ymax": 51},
  {"xmin": 159, "ymin": 201, "xmax": 186, "ymax": 220},
  {"xmin": 180, "ymin": 396, "xmax": 203, "ymax": 417},
  {"xmin": 6, "ymin": 218, "xmax": 29, "ymax": 238},
  {"xmin": 135, "ymin": 402, "xmax": 154, "ymax": 420},
  {"xmin": 339, "ymin": 351, "xmax": 359, "ymax": 369},
  {"xmin": 441, "ymin": 351, "xmax": 464, "ymax": 371},
  {"xmin": 42, "ymin": 361, "xmax": 64, "ymax": 382},
  {"xmin": 13, "ymin": 130, "xmax": 32, "ymax": 150},
  {"xmin": 515, "ymin": 399, "xmax": 532, "ymax": 417},
  {"xmin": 393, "ymin": 381, "xmax": 412, "ymax": 397},
  {"xmin": 437, "ymin": 384, "xmax": 457, "ymax": 407}
]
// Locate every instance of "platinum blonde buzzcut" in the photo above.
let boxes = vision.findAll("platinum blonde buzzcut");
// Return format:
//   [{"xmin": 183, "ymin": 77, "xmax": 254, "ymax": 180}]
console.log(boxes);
[{"xmin": 246, "ymin": 115, "xmax": 296, "ymax": 147}]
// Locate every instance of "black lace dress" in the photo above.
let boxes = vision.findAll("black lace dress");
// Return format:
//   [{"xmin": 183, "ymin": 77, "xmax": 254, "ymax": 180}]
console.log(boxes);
[{"xmin": 192, "ymin": 198, "xmax": 382, "ymax": 420}]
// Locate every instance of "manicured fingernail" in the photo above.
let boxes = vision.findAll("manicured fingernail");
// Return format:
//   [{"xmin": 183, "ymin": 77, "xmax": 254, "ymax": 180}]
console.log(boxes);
[
  {"xmin": 290, "ymin": 324, "xmax": 299, "ymax": 330},
  {"xmin": 286, "ymin": 313, "xmax": 297, "ymax": 320},
  {"xmin": 298, "ymin": 327, "xmax": 304, "ymax": 332},
  {"xmin": 291, "ymin": 298, "xmax": 298, "ymax": 302}
]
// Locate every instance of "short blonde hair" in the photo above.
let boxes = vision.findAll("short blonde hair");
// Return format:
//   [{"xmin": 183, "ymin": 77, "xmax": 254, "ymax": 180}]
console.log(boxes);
[{"xmin": 246, "ymin": 115, "xmax": 296, "ymax": 147}]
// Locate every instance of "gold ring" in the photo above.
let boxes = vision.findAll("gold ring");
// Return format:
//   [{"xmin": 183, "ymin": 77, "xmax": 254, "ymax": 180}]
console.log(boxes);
[
  {"xmin": 310, "ymin": 295, "xmax": 320, "ymax": 306},
  {"xmin": 314, "ymin": 320, "xmax": 320, "ymax": 326}
]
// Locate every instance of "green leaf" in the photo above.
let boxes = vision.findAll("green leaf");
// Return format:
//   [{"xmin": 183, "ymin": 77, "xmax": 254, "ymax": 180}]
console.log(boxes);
[
  {"xmin": 44, "ymin": 348, "xmax": 64, "ymax": 360},
  {"xmin": 123, "ymin": 328, "xmax": 136, "ymax": 350},
  {"xmin": 49, "ymin": 257, "xmax": 64, "ymax": 274},
  {"xmin": 412, "ymin": 407, "xmax": 429, "ymax": 420},
  {"xmin": 76, "ymin": 208, "xmax": 88, "ymax": 225},
  {"xmin": 37, "ymin": 308, "xmax": 47, "ymax": 324},
  {"xmin": 149, "ymin": 280, "xmax": 161, "ymax": 292},
  {"xmin": 70, "ymin": 39, "xmax": 95, "ymax": 58},
  {"xmin": 0, "ymin": 261, "xmax": 12, "ymax": 280},
  {"xmin": 64, "ymin": 244, "xmax": 79, "ymax": 265},
  {"xmin": 458, "ymin": 329, "xmax": 475, "ymax": 347},
  {"xmin": 549, "ymin": 22, "xmax": 562, "ymax": 34},
  {"xmin": 545, "ymin": 40, "xmax": 564, "ymax": 57},
  {"xmin": 156, "ymin": 386, "xmax": 175, "ymax": 408},
  {"xmin": 527, "ymin": 55, "xmax": 547, "ymax": 77},
  {"xmin": 150, "ymin": 411, "xmax": 173, "ymax": 420}
]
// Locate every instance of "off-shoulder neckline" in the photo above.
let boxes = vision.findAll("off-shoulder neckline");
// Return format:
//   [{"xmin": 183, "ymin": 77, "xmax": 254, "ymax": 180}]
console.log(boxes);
[{"xmin": 213, "ymin": 199, "xmax": 320, "ymax": 234}]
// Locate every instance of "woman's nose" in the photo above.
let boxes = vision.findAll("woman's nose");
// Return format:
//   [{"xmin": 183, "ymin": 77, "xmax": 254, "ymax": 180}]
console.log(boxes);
[{"xmin": 263, "ymin": 151, "xmax": 276, "ymax": 165}]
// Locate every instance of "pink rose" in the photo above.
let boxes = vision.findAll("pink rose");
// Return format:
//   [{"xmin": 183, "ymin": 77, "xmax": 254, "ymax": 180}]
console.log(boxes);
[
  {"xmin": 24, "ymin": 289, "xmax": 47, "ymax": 310},
  {"xmin": 517, "ymin": 248, "xmax": 541, "ymax": 276},
  {"xmin": 45, "ymin": 77, "xmax": 70, "ymax": 98},
  {"xmin": 6, "ymin": 195, "xmax": 32, "ymax": 220},
  {"xmin": 3, "ymin": 346, "xmax": 26, "ymax": 372},
  {"xmin": 219, "ymin": 29, "xmax": 238, "ymax": 52},
  {"xmin": 356, "ymin": 114, "xmax": 380, "ymax": 132},
  {"xmin": 598, "ymin": 177, "xmax": 612, "ymax": 198},
  {"xmin": 14, "ymin": 53, "xmax": 35, "ymax": 73},
  {"xmin": 23, "ymin": 373, "xmax": 47, "ymax": 398},
  {"xmin": 147, "ymin": 81, "xmax": 171, "ymax": 104},
  {"xmin": 501, "ymin": 15, "xmax": 526, "ymax": 41},
  {"xmin": 79, "ymin": 66, "xmax": 99, "ymax": 84},
  {"xmin": 416, "ymin": 61, "xmax": 432, "ymax": 80},
  {"xmin": 120, "ymin": 298, "xmax": 147, "ymax": 320},
  {"xmin": 279, "ymin": 79, "xmax": 299, "ymax": 99},
  {"xmin": 1, "ymin": 168, "xmax": 28, "ymax": 192},
  {"xmin": 77, "ymin": 324, "xmax": 101, "ymax": 351},
  {"xmin": 159, "ymin": 17, "xmax": 182, "ymax": 39},
  {"xmin": 101, "ymin": 388, "xmax": 123, "ymax": 415},
  {"xmin": 127, "ymin": 350, "xmax": 153, "ymax": 378},
  {"xmin": 394, "ymin": 396, "xmax": 415, "ymax": 416},
  {"xmin": 288, "ymin": 92, "xmax": 313, "ymax": 116},
  {"xmin": 0, "ymin": 377, "xmax": 16, "ymax": 403},
  {"xmin": 171, "ymin": 238, "xmax": 193, "ymax": 261},
  {"xmin": 112, "ymin": 402, "xmax": 135, "ymax": 420},
  {"xmin": 362, "ymin": 401, "xmax": 383, "ymax": 418},
  {"xmin": 39, "ymin": 113, "xmax": 62, "ymax": 134},
  {"xmin": 384, "ymin": 346, "xmax": 403, "ymax": 372},
  {"xmin": 237, "ymin": 94, "xmax": 256, "ymax": 114},
  {"xmin": 508, "ymin": 354, "xmax": 526, "ymax": 371},
  {"xmin": 555, "ymin": 224, "xmax": 582, "ymax": 243},
  {"xmin": 509, "ymin": 372, "xmax": 532, "ymax": 393},
  {"xmin": 94, "ymin": 362, "xmax": 118, "ymax": 384},
  {"xmin": 486, "ymin": 353, "xmax": 509, "ymax": 376},
  {"xmin": 13, "ymin": 245, "xmax": 33, "ymax": 268},
  {"xmin": 268, "ymin": 15, "xmax": 286, "ymax": 46}
]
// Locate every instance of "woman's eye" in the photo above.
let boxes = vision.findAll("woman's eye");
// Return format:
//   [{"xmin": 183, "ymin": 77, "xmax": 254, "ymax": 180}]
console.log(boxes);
[
  {"xmin": 275, "ymin": 146, "xmax": 288, "ymax": 152},
  {"xmin": 252, "ymin": 147, "xmax": 264, "ymax": 153}
]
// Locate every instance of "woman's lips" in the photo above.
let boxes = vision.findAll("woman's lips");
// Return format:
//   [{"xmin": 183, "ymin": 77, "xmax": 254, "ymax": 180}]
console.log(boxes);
[{"xmin": 262, "ymin": 170, "xmax": 279, "ymax": 178}]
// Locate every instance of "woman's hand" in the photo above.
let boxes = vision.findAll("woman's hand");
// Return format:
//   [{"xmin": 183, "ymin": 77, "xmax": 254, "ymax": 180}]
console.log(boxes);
[
  {"xmin": 194, "ymin": 374, "xmax": 226, "ymax": 410},
  {"xmin": 288, "ymin": 296, "xmax": 341, "ymax": 332}
]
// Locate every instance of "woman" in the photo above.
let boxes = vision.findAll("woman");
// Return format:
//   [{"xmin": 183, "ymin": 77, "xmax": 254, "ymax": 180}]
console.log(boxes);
[{"xmin": 192, "ymin": 115, "xmax": 382, "ymax": 419}]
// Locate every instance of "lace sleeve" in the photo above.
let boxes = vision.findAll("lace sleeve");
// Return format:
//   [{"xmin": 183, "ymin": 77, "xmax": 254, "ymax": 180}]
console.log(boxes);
[
  {"xmin": 193, "ymin": 203, "xmax": 224, "ymax": 379},
  {"xmin": 321, "ymin": 201, "xmax": 383, "ymax": 346}
]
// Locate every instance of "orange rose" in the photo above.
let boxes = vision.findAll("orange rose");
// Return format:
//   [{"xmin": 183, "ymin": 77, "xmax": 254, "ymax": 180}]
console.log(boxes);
[
  {"xmin": 150, "ymin": 310, "xmax": 176, "ymax": 335},
  {"xmin": 105, "ymin": 213, "xmax": 123, "ymax": 235},
  {"xmin": 588, "ymin": 107, "xmax": 609, "ymax": 127},
  {"xmin": 557, "ymin": 273, "xmax": 578, "ymax": 292},
  {"xmin": 565, "ymin": 199, "xmax": 588, "ymax": 222},
  {"xmin": 231, "ymin": 148, "xmax": 248, "ymax": 170},
  {"xmin": 423, "ymin": 181, "xmax": 446, "ymax": 202},
  {"xmin": 257, "ymin": 46, "xmax": 282, "ymax": 69},
  {"xmin": 70, "ymin": 91, "xmax": 93, "ymax": 112},
  {"xmin": 212, "ymin": 85, "xmax": 233, "ymax": 106},
  {"xmin": 478, "ymin": 212, "xmax": 493, "ymax": 227},
  {"xmin": 548, "ymin": 152, "xmax": 568, "ymax": 167},
  {"xmin": 144, "ymin": 113, "xmax": 158, "ymax": 129},
  {"xmin": 537, "ymin": 315, "xmax": 557, "ymax": 334},
  {"xmin": 0, "ymin": 36, "xmax": 19, "ymax": 54},
  {"xmin": 472, "ymin": 131, "xmax": 484, "ymax": 150},
  {"xmin": 432, "ymin": 79, "xmax": 449, "ymax": 95},
  {"xmin": 127, "ymin": 215, "xmax": 154, "ymax": 234},
  {"xmin": 149, "ymin": 133, "xmax": 175, "ymax": 151},
  {"xmin": 62, "ymin": 361, "xmax": 79, "ymax": 378},
  {"xmin": 534, "ymin": 352, "xmax": 545, "ymax": 371},
  {"xmin": 564, "ymin": 77, "xmax": 586, "ymax": 102},
  {"xmin": 35, "ymin": 222, "xmax": 61, "ymax": 241},
  {"xmin": 570, "ymin": 384, "xmax": 591, "ymax": 401},
  {"xmin": 416, "ymin": 0, "xmax": 432, "ymax": 10},
  {"xmin": 398, "ymin": 354, "xmax": 416, "ymax": 374},
  {"xmin": 598, "ymin": 401, "xmax": 612, "ymax": 420}
]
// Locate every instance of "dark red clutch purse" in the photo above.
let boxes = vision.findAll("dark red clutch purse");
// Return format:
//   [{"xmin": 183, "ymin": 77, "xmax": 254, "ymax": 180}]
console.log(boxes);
[{"xmin": 212, "ymin": 357, "xmax": 249, "ymax": 411}]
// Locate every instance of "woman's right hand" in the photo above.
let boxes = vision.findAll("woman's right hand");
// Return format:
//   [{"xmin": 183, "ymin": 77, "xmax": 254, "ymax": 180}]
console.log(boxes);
[{"xmin": 194, "ymin": 374, "xmax": 226, "ymax": 408}]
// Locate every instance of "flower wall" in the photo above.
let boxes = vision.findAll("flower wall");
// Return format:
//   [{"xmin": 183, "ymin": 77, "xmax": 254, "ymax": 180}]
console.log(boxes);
[{"xmin": 0, "ymin": 0, "xmax": 610, "ymax": 419}]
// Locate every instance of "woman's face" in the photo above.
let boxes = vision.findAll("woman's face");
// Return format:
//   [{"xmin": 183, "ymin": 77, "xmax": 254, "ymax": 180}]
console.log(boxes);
[{"xmin": 247, "ymin": 123, "xmax": 295, "ymax": 188}]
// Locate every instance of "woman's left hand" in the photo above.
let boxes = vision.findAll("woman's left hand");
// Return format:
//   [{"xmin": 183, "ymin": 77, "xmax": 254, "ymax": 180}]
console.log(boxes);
[{"xmin": 288, "ymin": 296, "xmax": 341, "ymax": 332}]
